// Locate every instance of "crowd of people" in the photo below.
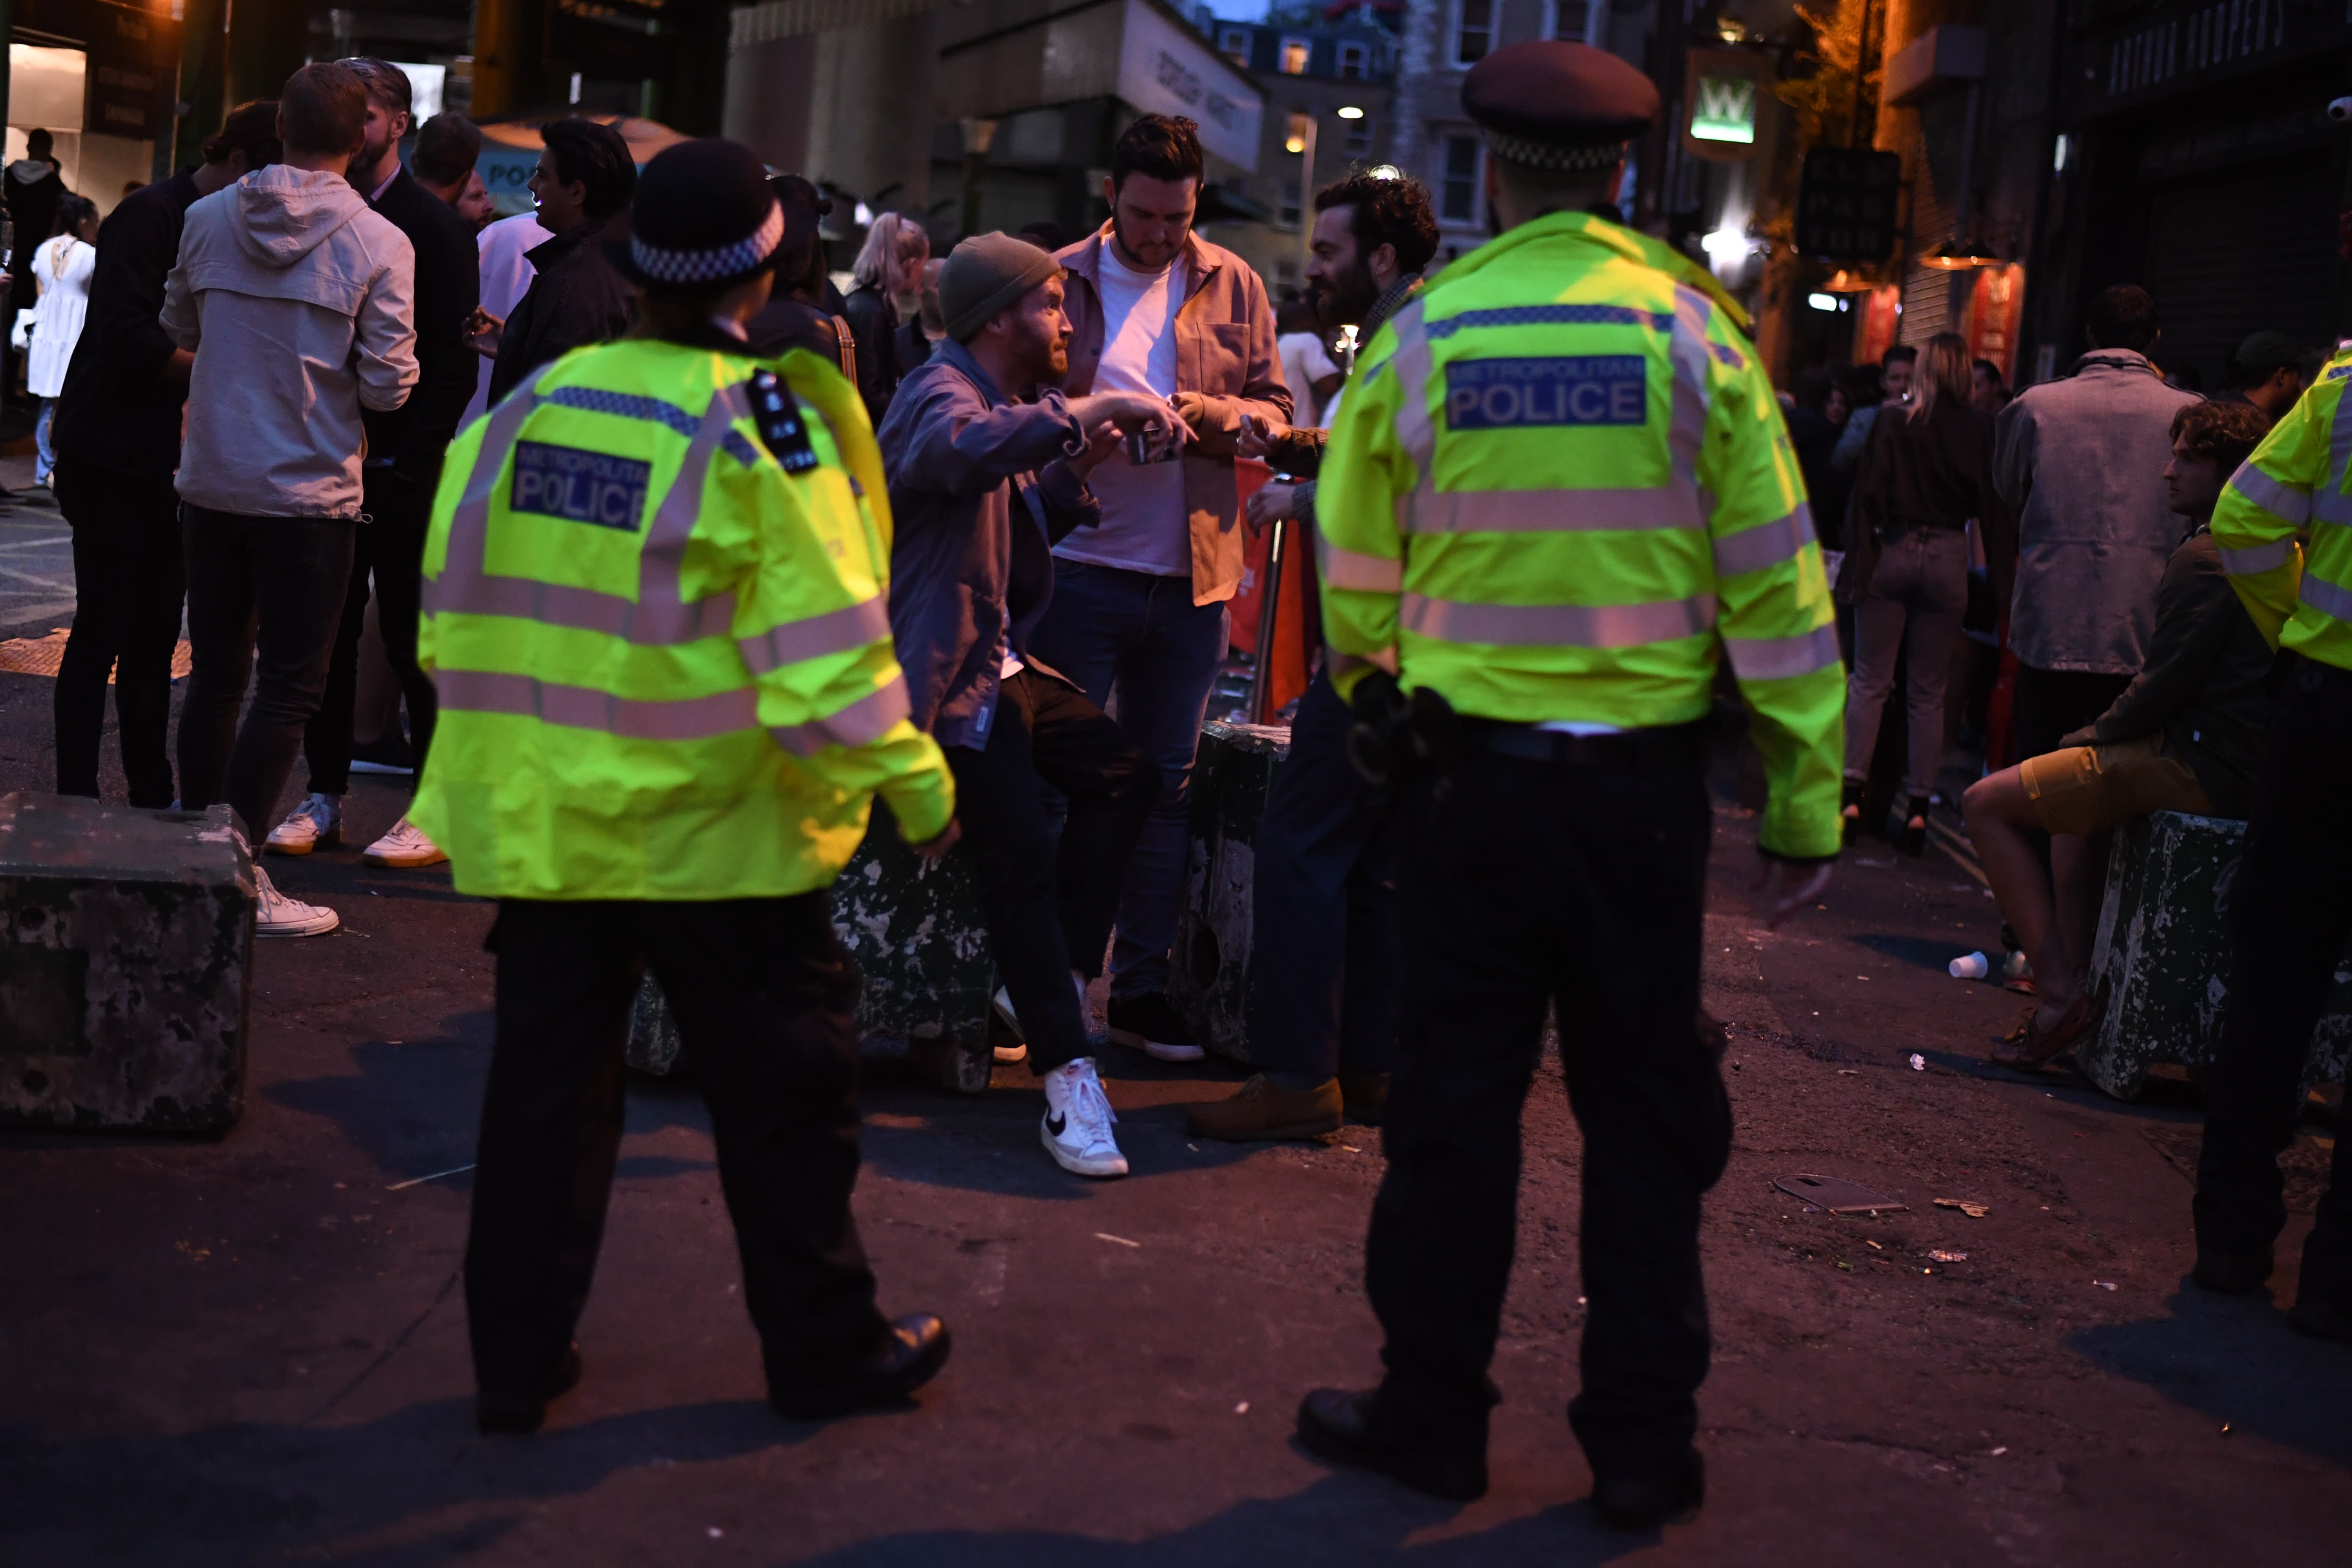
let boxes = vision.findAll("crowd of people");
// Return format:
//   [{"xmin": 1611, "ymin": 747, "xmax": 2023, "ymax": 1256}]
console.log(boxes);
[
  {"xmin": 25, "ymin": 36, "xmax": 2352, "ymax": 1527},
  {"xmin": 1790, "ymin": 278, "xmax": 2330, "ymax": 1075}
]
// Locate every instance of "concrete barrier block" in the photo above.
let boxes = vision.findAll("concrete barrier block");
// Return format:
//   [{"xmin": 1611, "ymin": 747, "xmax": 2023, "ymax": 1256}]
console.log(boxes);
[
  {"xmin": 2083, "ymin": 808, "xmax": 2352, "ymax": 1100},
  {"xmin": 626, "ymin": 799, "xmax": 996, "ymax": 1094},
  {"xmin": 0, "ymin": 793, "xmax": 255, "ymax": 1133},
  {"xmin": 1169, "ymin": 720, "xmax": 1291, "ymax": 1063}
]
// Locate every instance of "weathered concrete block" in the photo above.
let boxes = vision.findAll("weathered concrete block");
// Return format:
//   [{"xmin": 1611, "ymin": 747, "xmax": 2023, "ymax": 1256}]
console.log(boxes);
[
  {"xmin": 2082, "ymin": 808, "xmax": 2352, "ymax": 1100},
  {"xmin": 0, "ymin": 793, "xmax": 254, "ymax": 1133},
  {"xmin": 1168, "ymin": 720, "xmax": 1290, "ymax": 1063},
  {"xmin": 627, "ymin": 799, "xmax": 996, "ymax": 1093}
]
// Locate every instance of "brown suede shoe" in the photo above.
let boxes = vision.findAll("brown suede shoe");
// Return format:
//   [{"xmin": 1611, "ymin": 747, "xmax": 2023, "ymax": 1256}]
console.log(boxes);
[
  {"xmin": 1339, "ymin": 1071, "xmax": 1390, "ymax": 1126},
  {"xmin": 1187, "ymin": 1074, "xmax": 1342, "ymax": 1142}
]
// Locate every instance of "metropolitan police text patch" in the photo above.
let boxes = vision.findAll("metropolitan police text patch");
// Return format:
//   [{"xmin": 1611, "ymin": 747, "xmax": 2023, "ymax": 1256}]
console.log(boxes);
[
  {"xmin": 509, "ymin": 441, "xmax": 651, "ymax": 531},
  {"xmin": 1444, "ymin": 356, "xmax": 1648, "ymax": 430}
]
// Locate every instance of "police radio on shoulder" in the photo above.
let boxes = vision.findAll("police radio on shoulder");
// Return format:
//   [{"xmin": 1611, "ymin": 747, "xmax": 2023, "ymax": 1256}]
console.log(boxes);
[{"xmin": 750, "ymin": 368, "xmax": 821, "ymax": 473}]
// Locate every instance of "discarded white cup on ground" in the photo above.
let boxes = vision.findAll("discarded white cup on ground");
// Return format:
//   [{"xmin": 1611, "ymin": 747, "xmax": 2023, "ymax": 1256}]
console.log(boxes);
[{"xmin": 1949, "ymin": 951, "xmax": 1991, "ymax": 980}]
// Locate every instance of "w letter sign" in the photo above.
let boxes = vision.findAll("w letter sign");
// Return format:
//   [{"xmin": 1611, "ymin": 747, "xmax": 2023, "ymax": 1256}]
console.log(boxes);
[{"xmin": 1444, "ymin": 356, "xmax": 1648, "ymax": 431}]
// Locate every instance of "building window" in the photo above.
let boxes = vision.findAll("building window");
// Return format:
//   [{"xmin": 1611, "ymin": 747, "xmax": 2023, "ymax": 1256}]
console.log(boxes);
[
  {"xmin": 1345, "ymin": 115, "xmax": 1373, "ymax": 156},
  {"xmin": 1338, "ymin": 40, "xmax": 1369, "ymax": 80},
  {"xmin": 1451, "ymin": 0, "xmax": 1493, "ymax": 67},
  {"xmin": 1285, "ymin": 112, "xmax": 1314, "ymax": 155},
  {"xmin": 1279, "ymin": 36, "xmax": 1311, "ymax": 74},
  {"xmin": 1440, "ymin": 133, "xmax": 1481, "ymax": 223},
  {"xmin": 1219, "ymin": 27, "xmax": 1251, "ymax": 68},
  {"xmin": 1545, "ymin": 1, "xmax": 1598, "ymax": 43}
]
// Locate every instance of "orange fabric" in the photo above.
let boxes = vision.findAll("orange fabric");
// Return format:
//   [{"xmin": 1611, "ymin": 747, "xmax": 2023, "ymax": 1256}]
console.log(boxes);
[{"xmin": 1226, "ymin": 459, "xmax": 1315, "ymax": 717}]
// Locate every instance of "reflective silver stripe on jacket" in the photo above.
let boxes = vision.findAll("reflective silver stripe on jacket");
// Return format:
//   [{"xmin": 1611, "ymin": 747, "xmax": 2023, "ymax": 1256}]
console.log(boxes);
[
  {"xmin": 2300, "ymin": 568, "xmax": 2352, "ymax": 623},
  {"xmin": 1711, "ymin": 504, "xmax": 1816, "ymax": 577},
  {"xmin": 1386, "ymin": 299, "xmax": 1438, "ymax": 489},
  {"xmin": 2220, "ymin": 538, "xmax": 2296, "ymax": 577},
  {"xmin": 1402, "ymin": 481, "xmax": 1707, "ymax": 534},
  {"xmin": 1401, "ymin": 591, "xmax": 1717, "ymax": 648},
  {"xmin": 1723, "ymin": 623, "xmax": 1841, "ymax": 681},
  {"xmin": 737, "ymin": 595, "xmax": 894, "ymax": 675},
  {"xmin": 436, "ymin": 667, "xmax": 759, "ymax": 740},
  {"xmin": 1666, "ymin": 285, "xmax": 1719, "ymax": 509},
  {"xmin": 1316, "ymin": 533, "xmax": 1405, "ymax": 592},
  {"xmin": 767, "ymin": 674, "xmax": 912, "ymax": 757},
  {"xmin": 2226, "ymin": 462, "xmax": 2312, "ymax": 528}
]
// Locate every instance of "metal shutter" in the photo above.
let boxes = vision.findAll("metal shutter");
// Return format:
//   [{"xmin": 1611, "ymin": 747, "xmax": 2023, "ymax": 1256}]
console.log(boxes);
[{"xmin": 2141, "ymin": 158, "xmax": 2338, "ymax": 392}]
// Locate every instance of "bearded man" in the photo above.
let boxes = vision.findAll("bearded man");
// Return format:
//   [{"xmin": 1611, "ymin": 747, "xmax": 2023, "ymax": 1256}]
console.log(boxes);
[
  {"xmin": 1188, "ymin": 169, "xmax": 1440, "ymax": 1143},
  {"xmin": 878, "ymin": 232, "xmax": 1186, "ymax": 1179}
]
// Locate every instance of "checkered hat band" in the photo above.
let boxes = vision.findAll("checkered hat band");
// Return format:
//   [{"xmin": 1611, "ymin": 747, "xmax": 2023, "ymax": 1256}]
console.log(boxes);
[
  {"xmin": 631, "ymin": 199, "xmax": 786, "ymax": 285},
  {"xmin": 1482, "ymin": 130, "xmax": 1629, "ymax": 173}
]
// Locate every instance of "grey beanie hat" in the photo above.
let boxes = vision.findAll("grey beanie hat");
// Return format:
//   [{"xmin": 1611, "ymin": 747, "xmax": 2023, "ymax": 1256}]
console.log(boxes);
[{"xmin": 941, "ymin": 231, "xmax": 1062, "ymax": 342}]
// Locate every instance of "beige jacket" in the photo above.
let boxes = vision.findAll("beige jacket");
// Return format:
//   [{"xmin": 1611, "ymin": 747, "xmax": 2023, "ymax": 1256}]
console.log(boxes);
[
  {"xmin": 1053, "ymin": 226, "xmax": 1290, "ymax": 604},
  {"xmin": 163, "ymin": 164, "xmax": 418, "ymax": 518}
]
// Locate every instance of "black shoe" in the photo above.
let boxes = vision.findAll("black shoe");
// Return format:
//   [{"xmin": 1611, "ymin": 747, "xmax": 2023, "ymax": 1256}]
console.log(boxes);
[
  {"xmin": 1107, "ymin": 992, "xmax": 1205, "ymax": 1063},
  {"xmin": 2287, "ymin": 1295, "xmax": 2352, "ymax": 1343},
  {"xmin": 475, "ymin": 1342, "xmax": 583, "ymax": 1435},
  {"xmin": 1590, "ymin": 1447, "xmax": 1706, "ymax": 1529},
  {"xmin": 1338, "ymin": 1070, "xmax": 1389, "ymax": 1126},
  {"xmin": 770, "ymin": 1313, "xmax": 952, "ymax": 1419},
  {"xmin": 2191, "ymin": 1252, "xmax": 2271, "ymax": 1296},
  {"xmin": 1294, "ymin": 1387, "xmax": 1488, "ymax": 1501},
  {"xmin": 1896, "ymin": 794, "xmax": 1931, "ymax": 858}
]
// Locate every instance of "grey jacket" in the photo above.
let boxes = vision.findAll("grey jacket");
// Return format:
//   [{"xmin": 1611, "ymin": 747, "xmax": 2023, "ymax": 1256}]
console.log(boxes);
[
  {"xmin": 878, "ymin": 338, "xmax": 1098, "ymax": 749},
  {"xmin": 163, "ymin": 165, "xmax": 417, "ymax": 517},
  {"xmin": 1993, "ymin": 350, "xmax": 2202, "ymax": 674}
]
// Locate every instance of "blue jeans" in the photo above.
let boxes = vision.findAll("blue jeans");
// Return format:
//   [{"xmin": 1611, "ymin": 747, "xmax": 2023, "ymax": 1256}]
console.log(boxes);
[
  {"xmin": 1029, "ymin": 561, "xmax": 1230, "ymax": 1000},
  {"xmin": 34, "ymin": 397, "xmax": 55, "ymax": 485}
]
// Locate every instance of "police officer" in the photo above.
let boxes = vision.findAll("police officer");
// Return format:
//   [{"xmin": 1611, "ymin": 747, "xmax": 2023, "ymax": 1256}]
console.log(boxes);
[
  {"xmin": 412, "ymin": 139, "xmax": 963, "ymax": 1434},
  {"xmin": 2194, "ymin": 339, "xmax": 2352, "ymax": 1339},
  {"xmin": 1291, "ymin": 44, "xmax": 1843, "ymax": 1525}
]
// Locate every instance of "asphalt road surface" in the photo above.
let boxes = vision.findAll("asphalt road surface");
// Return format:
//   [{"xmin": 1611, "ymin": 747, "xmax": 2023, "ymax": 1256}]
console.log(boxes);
[{"xmin": 1, "ymin": 572, "xmax": 2347, "ymax": 1563}]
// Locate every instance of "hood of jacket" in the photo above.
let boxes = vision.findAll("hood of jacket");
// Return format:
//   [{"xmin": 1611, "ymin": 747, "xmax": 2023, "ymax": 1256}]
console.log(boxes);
[
  {"xmin": 7, "ymin": 158, "xmax": 54, "ymax": 184},
  {"xmin": 230, "ymin": 165, "xmax": 369, "ymax": 270}
]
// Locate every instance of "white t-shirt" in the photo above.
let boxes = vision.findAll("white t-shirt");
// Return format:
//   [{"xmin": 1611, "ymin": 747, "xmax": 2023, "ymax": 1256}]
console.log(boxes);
[
  {"xmin": 1278, "ymin": 330, "xmax": 1338, "ymax": 430},
  {"xmin": 463, "ymin": 212, "xmax": 555, "ymax": 430},
  {"xmin": 1054, "ymin": 245, "xmax": 1191, "ymax": 578}
]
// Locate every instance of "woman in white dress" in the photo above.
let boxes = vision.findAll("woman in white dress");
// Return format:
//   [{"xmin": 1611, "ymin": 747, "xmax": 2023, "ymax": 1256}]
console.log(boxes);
[{"xmin": 27, "ymin": 194, "xmax": 99, "ymax": 488}]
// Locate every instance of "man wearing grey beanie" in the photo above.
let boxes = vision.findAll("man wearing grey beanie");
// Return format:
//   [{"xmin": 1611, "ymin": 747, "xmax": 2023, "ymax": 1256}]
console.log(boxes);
[{"xmin": 879, "ymin": 232, "xmax": 1187, "ymax": 1180}]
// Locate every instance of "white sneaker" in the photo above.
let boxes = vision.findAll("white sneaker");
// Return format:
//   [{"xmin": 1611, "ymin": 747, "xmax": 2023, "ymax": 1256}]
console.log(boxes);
[
  {"xmin": 1041, "ymin": 1057, "xmax": 1127, "ymax": 1178},
  {"xmin": 990, "ymin": 987, "xmax": 1030, "ymax": 1064},
  {"xmin": 363, "ymin": 818, "xmax": 448, "ymax": 868},
  {"xmin": 254, "ymin": 866, "xmax": 339, "ymax": 937},
  {"xmin": 265, "ymin": 793, "xmax": 342, "ymax": 855}
]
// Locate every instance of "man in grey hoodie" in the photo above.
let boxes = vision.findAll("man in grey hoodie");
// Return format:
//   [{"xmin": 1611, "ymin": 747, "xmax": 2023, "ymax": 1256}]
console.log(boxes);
[{"xmin": 163, "ymin": 61, "xmax": 419, "ymax": 937}]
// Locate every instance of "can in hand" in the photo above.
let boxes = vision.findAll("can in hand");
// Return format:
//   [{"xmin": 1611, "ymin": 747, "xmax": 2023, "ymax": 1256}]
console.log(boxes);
[{"xmin": 1125, "ymin": 426, "xmax": 1182, "ymax": 465}]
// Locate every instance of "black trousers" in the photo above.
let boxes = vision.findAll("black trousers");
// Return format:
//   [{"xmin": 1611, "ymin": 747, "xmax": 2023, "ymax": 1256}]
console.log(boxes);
[
  {"xmin": 945, "ymin": 669, "xmax": 1156, "ymax": 1073},
  {"xmin": 52, "ymin": 459, "xmax": 185, "ymax": 807},
  {"xmin": 177, "ymin": 505, "xmax": 358, "ymax": 842},
  {"xmin": 1244, "ymin": 671, "xmax": 1402, "ymax": 1079},
  {"xmin": 1365, "ymin": 743, "xmax": 1728, "ymax": 1478},
  {"xmin": 467, "ymin": 893, "xmax": 887, "ymax": 1398},
  {"xmin": 305, "ymin": 466, "xmax": 438, "ymax": 795},
  {"xmin": 2196, "ymin": 656, "xmax": 2352, "ymax": 1304},
  {"xmin": 2012, "ymin": 664, "xmax": 2134, "ymax": 762}
]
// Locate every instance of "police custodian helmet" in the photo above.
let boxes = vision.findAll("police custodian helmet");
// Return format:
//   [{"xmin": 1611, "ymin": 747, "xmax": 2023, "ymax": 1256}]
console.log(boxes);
[{"xmin": 1460, "ymin": 40, "xmax": 1660, "ymax": 172}]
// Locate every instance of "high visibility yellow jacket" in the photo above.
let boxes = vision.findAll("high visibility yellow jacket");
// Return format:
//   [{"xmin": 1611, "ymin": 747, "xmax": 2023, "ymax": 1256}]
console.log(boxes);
[
  {"xmin": 1316, "ymin": 209, "xmax": 1844, "ymax": 860},
  {"xmin": 2211, "ymin": 346, "xmax": 2352, "ymax": 672},
  {"xmin": 411, "ymin": 336, "xmax": 955, "ymax": 900}
]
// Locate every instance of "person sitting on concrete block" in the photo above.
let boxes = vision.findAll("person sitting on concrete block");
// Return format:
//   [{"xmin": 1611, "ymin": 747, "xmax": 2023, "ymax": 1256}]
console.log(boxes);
[{"xmin": 1962, "ymin": 399, "xmax": 2274, "ymax": 1070}]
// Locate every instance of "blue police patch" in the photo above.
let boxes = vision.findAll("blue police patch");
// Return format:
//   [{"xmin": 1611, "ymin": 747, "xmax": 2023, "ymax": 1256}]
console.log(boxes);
[
  {"xmin": 509, "ymin": 441, "xmax": 651, "ymax": 531},
  {"xmin": 1443, "ymin": 356, "xmax": 1648, "ymax": 430}
]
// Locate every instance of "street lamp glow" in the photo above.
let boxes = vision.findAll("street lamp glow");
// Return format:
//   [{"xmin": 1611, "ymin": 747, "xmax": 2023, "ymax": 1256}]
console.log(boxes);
[
  {"xmin": 1806, "ymin": 292, "xmax": 1838, "ymax": 312},
  {"xmin": 1701, "ymin": 226, "xmax": 1753, "ymax": 270},
  {"xmin": 1336, "ymin": 106, "xmax": 1364, "ymax": 120}
]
